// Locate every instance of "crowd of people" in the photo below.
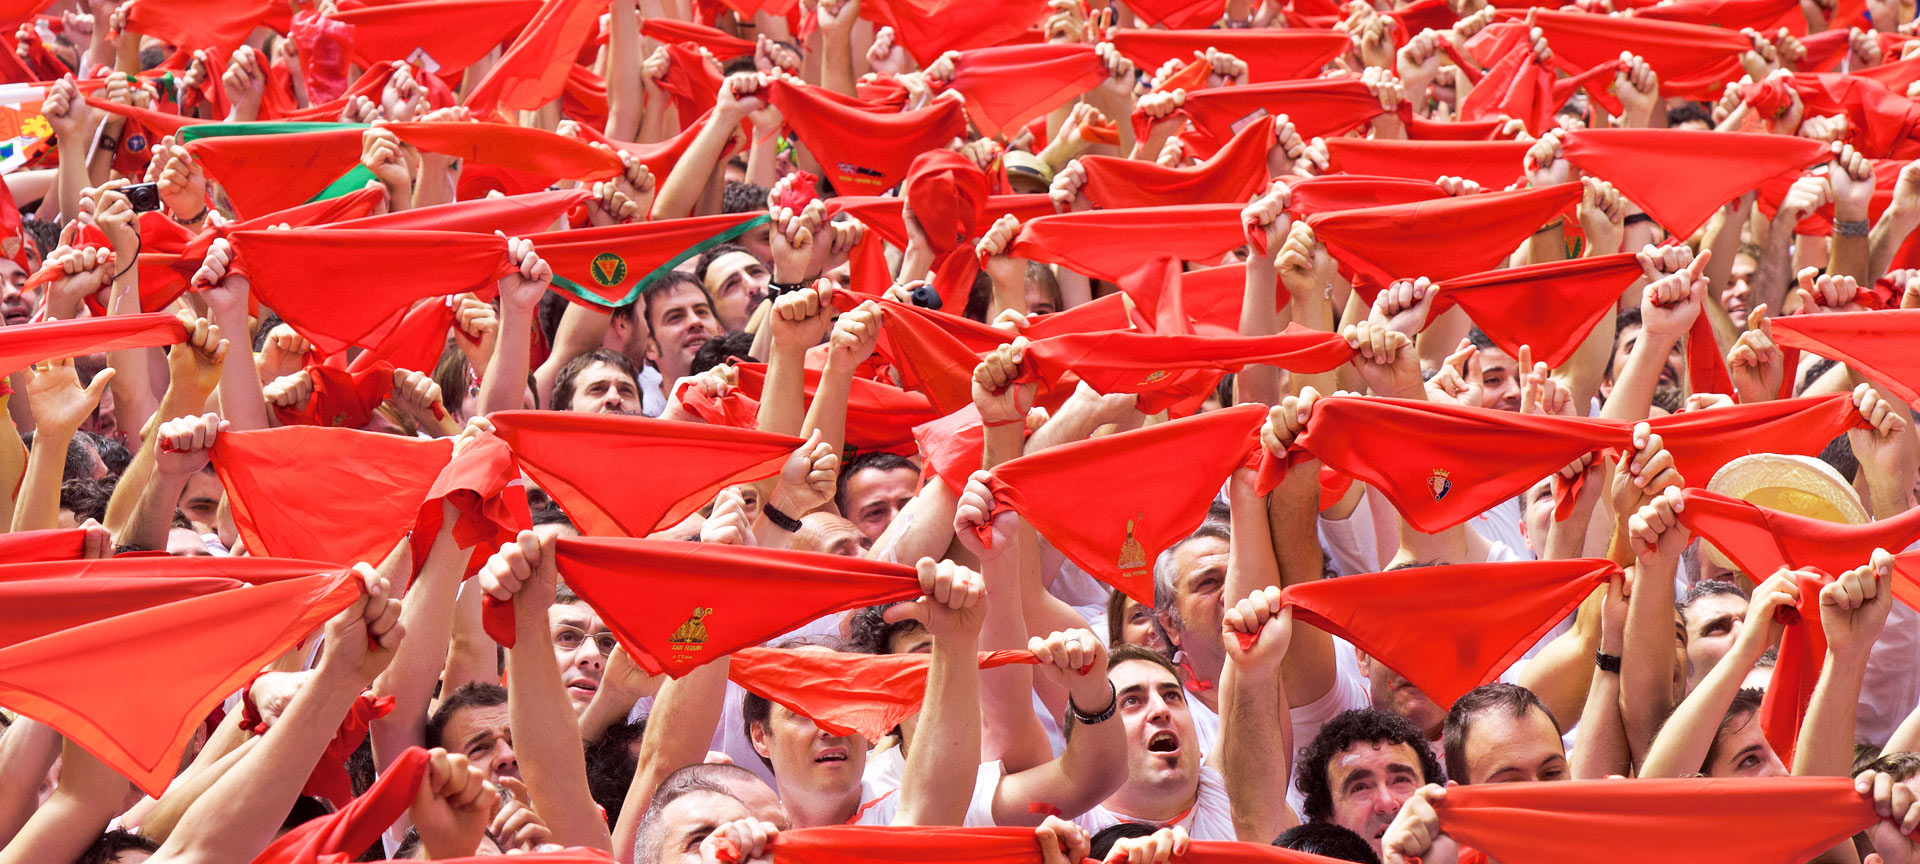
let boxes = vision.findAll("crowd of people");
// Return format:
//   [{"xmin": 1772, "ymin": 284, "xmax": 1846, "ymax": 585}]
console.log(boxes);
[{"xmin": 6, "ymin": 0, "xmax": 1920, "ymax": 861}]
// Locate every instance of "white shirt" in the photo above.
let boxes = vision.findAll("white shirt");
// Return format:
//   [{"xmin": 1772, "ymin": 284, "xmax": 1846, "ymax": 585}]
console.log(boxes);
[
  {"xmin": 855, "ymin": 759, "xmax": 1005, "ymax": 826},
  {"xmin": 640, "ymin": 364, "xmax": 667, "ymax": 418},
  {"xmin": 1071, "ymin": 763, "xmax": 1237, "ymax": 841}
]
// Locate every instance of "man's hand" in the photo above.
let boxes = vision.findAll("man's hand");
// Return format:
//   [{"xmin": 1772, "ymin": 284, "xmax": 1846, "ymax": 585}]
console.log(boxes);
[
  {"xmin": 381, "ymin": 64, "xmax": 429, "ymax": 121},
  {"xmin": 1855, "ymin": 765, "xmax": 1920, "ymax": 839},
  {"xmin": 390, "ymin": 368, "xmax": 453, "ymax": 432},
  {"xmin": 1638, "ymin": 251, "xmax": 1710, "ymax": 341},
  {"xmin": 1369, "ymin": 276, "xmax": 1437, "ymax": 337},
  {"xmin": 166, "ymin": 310, "xmax": 230, "ymax": 398},
  {"xmin": 769, "ymin": 280, "xmax": 833, "ymax": 353},
  {"xmin": 1525, "ymin": 129, "xmax": 1571, "ymax": 188},
  {"xmin": 1735, "ymin": 570, "xmax": 1804, "ymax": 662},
  {"xmin": 495, "ymin": 234, "xmax": 553, "ymax": 318},
  {"xmin": 1626, "ymin": 485, "xmax": 1689, "ymax": 561},
  {"xmin": 152, "ymin": 139, "xmax": 208, "ymax": 221},
  {"xmin": 1726, "ymin": 303, "xmax": 1783, "ymax": 403},
  {"xmin": 41, "ymin": 75, "xmax": 92, "ymax": 141},
  {"xmin": 1820, "ymin": 547, "xmax": 1895, "ymax": 661},
  {"xmin": 1830, "ymin": 141, "xmax": 1875, "ymax": 223},
  {"xmin": 977, "ymin": 214, "xmax": 1025, "ymax": 286},
  {"xmin": 777, "ymin": 430, "xmax": 840, "ymax": 514},
  {"xmin": 1049, "ymin": 159, "xmax": 1090, "ymax": 213},
  {"xmin": 1030, "ymin": 628, "xmax": 1112, "ymax": 714},
  {"xmin": 26, "ymin": 357, "xmax": 113, "ymax": 434},
  {"xmin": 1103, "ymin": 826, "xmax": 1191, "ymax": 864},
  {"xmin": 828, "ymin": 300, "xmax": 881, "ymax": 368},
  {"xmin": 1613, "ymin": 51, "xmax": 1660, "ymax": 127},
  {"xmin": 190, "ymin": 236, "xmax": 253, "ymax": 321},
  {"xmin": 1341, "ymin": 320, "xmax": 1421, "ymax": 399},
  {"xmin": 1517, "ymin": 346, "xmax": 1574, "ymax": 416},
  {"xmin": 1579, "ymin": 177, "xmax": 1627, "ymax": 256},
  {"xmin": 318, "ymin": 563, "xmax": 407, "ymax": 685},
  {"xmin": 701, "ymin": 487, "xmax": 757, "ymax": 546},
  {"xmin": 1221, "ymin": 586, "xmax": 1291, "ymax": 671},
  {"xmin": 155, "ymin": 412, "xmax": 227, "ymax": 476},
  {"xmin": 972, "ymin": 337, "xmax": 1035, "ymax": 426},
  {"xmin": 362, "ymin": 126, "xmax": 414, "ymax": 199},
  {"xmin": 222, "ymin": 45, "xmax": 268, "ymax": 119},
  {"xmin": 78, "ymin": 180, "xmax": 138, "ymax": 262},
  {"xmin": 262, "ymin": 369, "xmax": 314, "ymax": 411},
  {"xmin": 412, "ymin": 748, "xmax": 494, "ymax": 860},
  {"xmin": 478, "ymin": 529, "xmax": 559, "ymax": 617},
  {"xmin": 1382, "ymin": 785, "xmax": 1451, "ymax": 864},
  {"xmin": 715, "ymin": 71, "xmax": 770, "ymax": 125},
  {"xmin": 1398, "ymin": 29, "xmax": 1442, "ymax": 103},
  {"xmin": 1036, "ymin": 816, "xmax": 1092, "ymax": 864},
  {"xmin": 451, "ymin": 294, "xmax": 498, "ymax": 373},
  {"xmin": 1242, "ymin": 181, "xmax": 1291, "ymax": 265},
  {"xmin": 1261, "ymin": 386, "xmax": 1321, "ymax": 455},
  {"xmin": 490, "ymin": 777, "xmax": 553, "ymax": 853},
  {"xmin": 699, "ymin": 818, "xmax": 781, "ymax": 864},
  {"xmin": 1437, "ymin": 176, "xmax": 1484, "ymax": 197},
  {"xmin": 1275, "ymin": 221, "xmax": 1329, "ymax": 299},
  {"xmin": 1612, "ymin": 420, "xmax": 1684, "ymax": 517},
  {"xmin": 887, "ymin": 558, "xmax": 986, "ymax": 640},
  {"xmin": 1848, "ymin": 382, "xmax": 1914, "ymax": 489},
  {"xmin": 1793, "ymin": 267, "xmax": 1868, "ymax": 313},
  {"xmin": 770, "ymin": 193, "xmax": 824, "ymax": 283},
  {"xmin": 1776, "ymin": 174, "xmax": 1831, "ymax": 227},
  {"xmin": 1425, "ymin": 339, "xmax": 1475, "ymax": 405},
  {"xmin": 40, "ymin": 244, "xmax": 114, "ymax": 318},
  {"xmin": 816, "ymin": 0, "xmax": 859, "ymax": 37}
]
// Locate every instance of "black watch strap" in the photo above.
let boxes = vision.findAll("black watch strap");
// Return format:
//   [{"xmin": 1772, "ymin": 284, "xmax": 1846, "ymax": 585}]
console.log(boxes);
[
  {"xmin": 1595, "ymin": 651, "xmax": 1622, "ymax": 674},
  {"xmin": 1066, "ymin": 681, "xmax": 1118, "ymax": 726},
  {"xmin": 762, "ymin": 503, "xmax": 802, "ymax": 533}
]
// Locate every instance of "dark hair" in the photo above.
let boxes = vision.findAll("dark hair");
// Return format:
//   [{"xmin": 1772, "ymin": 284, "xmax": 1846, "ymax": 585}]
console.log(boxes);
[
  {"xmin": 722, "ymin": 181, "xmax": 770, "ymax": 215},
  {"xmin": 1666, "ymin": 102, "xmax": 1711, "ymax": 127},
  {"xmin": 1819, "ymin": 433, "xmax": 1860, "ymax": 483},
  {"xmin": 1865, "ymin": 751, "xmax": 1920, "ymax": 782},
  {"xmin": 1273, "ymin": 822, "xmax": 1381, "ymax": 864},
  {"xmin": 586, "ymin": 718, "xmax": 647, "ymax": 826},
  {"xmin": 834, "ymin": 451, "xmax": 919, "ymax": 513},
  {"xmin": 75, "ymin": 829, "xmax": 160, "ymax": 864},
  {"xmin": 434, "ymin": 344, "xmax": 474, "ymax": 418},
  {"xmin": 91, "ymin": 432, "xmax": 130, "ymax": 477},
  {"xmin": 642, "ymin": 271, "xmax": 718, "ymax": 333},
  {"xmin": 721, "ymin": 55, "xmax": 757, "ymax": 75},
  {"xmin": 60, "ymin": 477, "xmax": 112, "ymax": 524},
  {"xmin": 1701, "ymin": 687, "xmax": 1766, "ymax": 774},
  {"xmin": 1088, "ymin": 823, "xmax": 1158, "ymax": 860},
  {"xmin": 741, "ymin": 636, "xmax": 843, "ymax": 770},
  {"xmin": 1106, "ymin": 589, "xmax": 1131, "ymax": 648},
  {"xmin": 1151, "ymin": 522, "xmax": 1233, "ymax": 628},
  {"xmin": 1605, "ymin": 308, "xmax": 1644, "ymax": 382},
  {"xmin": 635, "ymin": 763, "xmax": 765, "ymax": 864},
  {"xmin": 1296, "ymin": 709, "xmax": 1444, "ymax": 823},
  {"xmin": 425, "ymin": 682, "xmax": 509, "ymax": 750},
  {"xmin": 532, "ymin": 504, "xmax": 577, "ymax": 529},
  {"xmin": 538, "ymin": 289, "xmax": 571, "ymax": 350},
  {"xmin": 844, "ymin": 602, "xmax": 922, "ymax": 656},
  {"xmin": 282, "ymin": 794, "xmax": 335, "ymax": 831},
  {"xmin": 1442, "ymin": 683, "xmax": 1560, "ymax": 784},
  {"xmin": 21, "ymin": 218, "xmax": 59, "ymax": 265},
  {"xmin": 1466, "ymin": 326, "xmax": 1497, "ymax": 351},
  {"xmin": 552, "ymin": 348, "xmax": 641, "ymax": 410},
  {"xmin": 695, "ymin": 242, "xmax": 754, "ymax": 283},
  {"xmin": 962, "ymin": 270, "xmax": 993, "ymax": 323},
  {"xmin": 1108, "ymin": 643, "xmax": 1179, "ymax": 678},
  {"xmin": 1677, "ymin": 580, "xmax": 1748, "ymax": 631},
  {"xmin": 690, "ymin": 332, "xmax": 756, "ymax": 375}
]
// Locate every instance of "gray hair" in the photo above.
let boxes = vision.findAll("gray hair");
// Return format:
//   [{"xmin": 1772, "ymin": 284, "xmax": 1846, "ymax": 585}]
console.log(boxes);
[
  {"xmin": 1150, "ymin": 521, "xmax": 1232, "ymax": 633},
  {"xmin": 633, "ymin": 763, "xmax": 761, "ymax": 864}
]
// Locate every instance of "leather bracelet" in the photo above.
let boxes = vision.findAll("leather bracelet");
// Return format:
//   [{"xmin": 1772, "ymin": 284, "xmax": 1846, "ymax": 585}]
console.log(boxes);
[
  {"xmin": 1066, "ymin": 681, "xmax": 1118, "ymax": 725},
  {"xmin": 171, "ymin": 204, "xmax": 210, "ymax": 225},
  {"xmin": 767, "ymin": 279, "xmax": 806, "ymax": 296},
  {"xmin": 1835, "ymin": 218, "xmax": 1870, "ymax": 237},
  {"xmin": 1595, "ymin": 651, "xmax": 1622, "ymax": 674},
  {"xmin": 1533, "ymin": 218, "xmax": 1564, "ymax": 235},
  {"xmin": 762, "ymin": 503, "xmax": 802, "ymax": 533}
]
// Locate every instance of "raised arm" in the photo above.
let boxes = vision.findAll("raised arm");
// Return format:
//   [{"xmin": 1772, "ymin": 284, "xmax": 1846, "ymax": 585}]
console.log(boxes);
[
  {"xmin": 988, "ymin": 629, "xmax": 1126, "ymax": 826},
  {"xmin": 121, "ymin": 413, "xmax": 228, "ymax": 552},
  {"xmin": 478, "ymin": 237, "xmax": 554, "ymax": 415},
  {"xmin": 12, "ymin": 356, "xmax": 113, "ymax": 532},
  {"xmin": 191, "ymin": 239, "xmax": 271, "ymax": 432},
  {"xmin": 0, "ymin": 739, "xmax": 133, "ymax": 864},
  {"xmin": 1216, "ymin": 588, "xmax": 1298, "ymax": 843},
  {"xmin": 1641, "ymin": 571, "xmax": 1800, "ymax": 778},
  {"xmin": 891, "ymin": 559, "xmax": 986, "ymax": 826},
  {"xmin": 1798, "ymin": 550, "xmax": 1896, "ymax": 778}
]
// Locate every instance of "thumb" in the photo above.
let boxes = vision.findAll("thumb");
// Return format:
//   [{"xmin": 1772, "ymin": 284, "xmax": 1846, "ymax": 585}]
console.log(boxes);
[
  {"xmin": 881, "ymin": 600, "xmax": 926, "ymax": 626},
  {"xmin": 1749, "ymin": 302, "xmax": 1770, "ymax": 333},
  {"xmin": 84, "ymin": 367, "xmax": 116, "ymax": 398},
  {"xmin": 1686, "ymin": 248, "xmax": 1712, "ymax": 280}
]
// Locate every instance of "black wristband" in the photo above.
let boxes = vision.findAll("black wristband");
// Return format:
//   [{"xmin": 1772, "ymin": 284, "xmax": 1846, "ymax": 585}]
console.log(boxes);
[
  {"xmin": 767, "ymin": 279, "xmax": 806, "ymax": 296},
  {"xmin": 1595, "ymin": 651, "xmax": 1622, "ymax": 674},
  {"xmin": 1066, "ymin": 681, "xmax": 1118, "ymax": 726},
  {"xmin": 762, "ymin": 503, "xmax": 802, "ymax": 533}
]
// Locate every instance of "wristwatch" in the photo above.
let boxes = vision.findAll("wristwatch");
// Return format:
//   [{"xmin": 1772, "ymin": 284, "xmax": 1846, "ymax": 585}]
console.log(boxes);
[
  {"xmin": 1066, "ymin": 682, "xmax": 1118, "ymax": 726},
  {"xmin": 1595, "ymin": 651, "xmax": 1622, "ymax": 674}
]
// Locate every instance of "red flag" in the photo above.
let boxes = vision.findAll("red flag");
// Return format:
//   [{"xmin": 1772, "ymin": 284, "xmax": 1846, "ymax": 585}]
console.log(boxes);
[
  {"xmin": 0, "ymin": 313, "xmax": 185, "ymax": 375},
  {"xmin": 1560, "ymin": 129, "xmax": 1829, "ymax": 238},
  {"xmin": 1281, "ymin": 559, "xmax": 1618, "ymax": 707},
  {"xmin": 553, "ymin": 537, "xmax": 925, "ymax": 676},
  {"xmin": 985, "ymin": 404, "xmax": 1266, "ymax": 604},
  {"xmin": 463, "ymin": 0, "xmax": 612, "ymax": 114},
  {"xmin": 1080, "ymin": 115, "xmax": 1272, "ymax": 210},
  {"xmin": 487, "ymin": 411, "xmax": 800, "ymax": 538},
  {"xmin": 942, "ymin": 44, "xmax": 1106, "ymax": 138},
  {"xmin": 0, "ymin": 571, "xmax": 360, "ymax": 796},
  {"xmin": 212, "ymin": 427, "xmax": 453, "ymax": 563},
  {"xmin": 727, "ymin": 647, "xmax": 1040, "ymax": 743},
  {"xmin": 1303, "ymin": 183, "xmax": 1580, "ymax": 289},
  {"xmin": 1322, "ymin": 138, "xmax": 1532, "ymax": 191},
  {"xmin": 1433, "ymin": 777, "xmax": 1877, "ymax": 864}
]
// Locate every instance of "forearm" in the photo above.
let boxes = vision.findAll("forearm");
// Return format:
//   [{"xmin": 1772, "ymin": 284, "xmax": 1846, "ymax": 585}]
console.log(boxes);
[
  {"xmin": 800, "ymin": 354, "xmax": 857, "ymax": 457},
  {"xmin": 897, "ymin": 632, "xmax": 983, "ymax": 826},
  {"xmin": 120, "ymin": 470, "xmax": 191, "ymax": 551},
  {"xmin": 1237, "ymin": 258, "xmax": 1282, "ymax": 406},
  {"xmin": 370, "ymin": 522, "xmax": 463, "ymax": 771},
  {"xmin": 977, "ymin": 532, "xmax": 1051, "ymax": 772},
  {"xmin": 413, "ymin": 156, "xmax": 459, "ymax": 211},
  {"xmin": 650, "ymin": 121, "xmax": 736, "ymax": 220},
  {"xmin": 821, "ymin": 35, "xmax": 857, "ymax": 98},
  {"xmin": 1640, "ymin": 644, "xmax": 1757, "ymax": 778},
  {"xmin": 745, "ymin": 124, "xmax": 779, "ymax": 188},
  {"xmin": 1752, "ymin": 215, "xmax": 1799, "ymax": 317},
  {"xmin": 210, "ymin": 303, "xmax": 272, "ymax": 432},
  {"xmin": 1868, "ymin": 207, "xmax": 1920, "ymax": 285},
  {"xmin": 1264, "ymin": 488, "xmax": 1334, "ymax": 707},
  {"xmin": 438, "ymin": 585, "xmax": 500, "ymax": 708},
  {"xmin": 1217, "ymin": 664, "xmax": 1295, "ymax": 843},
  {"xmin": 0, "ymin": 740, "xmax": 132, "ymax": 864},
  {"xmin": 618, "ymin": 658, "xmax": 729, "ymax": 863},
  {"xmin": 1597, "ymin": 331, "xmax": 1680, "ymax": 422},
  {"xmin": 1528, "ymin": 223, "xmax": 1568, "ymax": 265},
  {"xmin": 0, "ymin": 720, "xmax": 59, "ymax": 849},
  {"xmin": 756, "ymin": 343, "xmax": 807, "ymax": 437},
  {"xmin": 0, "ymin": 398, "xmax": 23, "ymax": 528},
  {"xmin": 1283, "ymin": 287, "xmax": 1336, "ymax": 396},
  {"xmin": 479, "ymin": 311, "xmax": 534, "ymax": 414},
  {"xmin": 1619, "ymin": 556, "xmax": 1678, "ymax": 764},
  {"xmin": 11, "ymin": 427, "xmax": 74, "ymax": 532},
  {"xmin": 867, "ymin": 485, "xmax": 959, "ymax": 564},
  {"xmin": 604, "ymin": 0, "xmax": 643, "ymax": 141},
  {"xmin": 134, "ymin": 736, "xmax": 256, "ymax": 845},
  {"xmin": 506, "ymin": 614, "xmax": 612, "ymax": 851},
  {"xmin": 1794, "ymin": 651, "xmax": 1870, "ymax": 777},
  {"xmin": 1515, "ymin": 589, "xmax": 1602, "ymax": 735},
  {"xmin": 1569, "ymin": 670, "xmax": 1628, "ymax": 779}
]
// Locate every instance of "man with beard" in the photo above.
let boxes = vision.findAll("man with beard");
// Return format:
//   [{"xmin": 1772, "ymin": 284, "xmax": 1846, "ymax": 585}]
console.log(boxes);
[
  {"xmin": 552, "ymin": 349, "xmax": 645, "ymax": 415},
  {"xmin": 644, "ymin": 273, "xmax": 721, "ymax": 406},
  {"xmin": 1293, "ymin": 709, "xmax": 1444, "ymax": 858}
]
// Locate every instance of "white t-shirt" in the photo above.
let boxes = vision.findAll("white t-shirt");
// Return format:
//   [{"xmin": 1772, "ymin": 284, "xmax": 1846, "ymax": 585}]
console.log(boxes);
[
  {"xmin": 1284, "ymin": 640, "xmax": 1373, "ymax": 816},
  {"xmin": 854, "ymin": 759, "xmax": 1006, "ymax": 826},
  {"xmin": 1071, "ymin": 763, "xmax": 1237, "ymax": 841},
  {"xmin": 639, "ymin": 364, "xmax": 667, "ymax": 418},
  {"xmin": 1470, "ymin": 497, "xmax": 1534, "ymax": 563}
]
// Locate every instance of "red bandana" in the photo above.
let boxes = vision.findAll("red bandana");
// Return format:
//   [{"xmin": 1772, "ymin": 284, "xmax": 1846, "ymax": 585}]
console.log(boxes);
[
  {"xmin": 642, "ymin": 18, "xmax": 758, "ymax": 60},
  {"xmin": 1284, "ymin": 175, "xmax": 1450, "ymax": 217},
  {"xmin": 1560, "ymin": 129, "xmax": 1829, "ymax": 239},
  {"xmin": 768, "ymin": 79, "xmax": 969, "ymax": 195},
  {"xmin": 0, "ymin": 570, "xmax": 359, "ymax": 796},
  {"xmin": 855, "ymin": 0, "xmax": 1050, "ymax": 67},
  {"xmin": 554, "ymin": 537, "xmax": 926, "ymax": 676},
  {"xmin": 1107, "ymin": 29, "xmax": 1350, "ymax": 83},
  {"xmin": 1772, "ymin": 309, "xmax": 1920, "ymax": 405},
  {"xmin": 1303, "ymin": 183, "xmax": 1581, "ymax": 289},
  {"xmin": 1420, "ymin": 252, "xmax": 1646, "ymax": 367},
  {"xmin": 1011, "ymin": 203, "xmax": 1246, "ymax": 281},
  {"xmin": 409, "ymin": 429, "xmax": 531, "ymax": 587},
  {"xmin": 727, "ymin": 647, "xmax": 1042, "ymax": 742},
  {"xmin": 212, "ymin": 427, "xmax": 454, "ymax": 564},
  {"xmin": 1479, "ymin": 9, "xmax": 1749, "ymax": 100},
  {"xmin": 943, "ymin": 44, "xmax": 1107, "ymax": 138},
  {"xmin": 462, "ymin": 0, "xmax": 608, "ymax": 114},
  {"xmin": 983, "ymin": 404, "xmax": 1266, "ymax": 604},
  {"xmin": 0, "ymin": 528, "xmax": 88, "ymax": 563},
  {"xmin": 487, "ymin": 411, "xmax": 801, "ymax": 538},
  {"xmin": 272, "ymin": 363, "xmax": 395, "ymax": 429},
  {"xmin": 1678, "ymin": 488, "xmax": 1920, "ymax": 581},
  {"xmin": 251, "ymin": 745, "xmax": 429, "ymax": 864},
  {"xmin": 1322, "ymin": 138, "xmax": 1532, "ymax": 191},
  {"xmin": 0, "ymin": 313, "xmax": 185, "ymax": 375},
  {"xmin": 532, "ymin": 212, "xmax": 770, "ymax": 308},
  {"xmin": 1017, "ymin": 326, "xmax": 1354, "ymax": 415},
  {"xmin": 1135, "ymin": 78, "xmax": 1388, "ymax": 152},
  {"xmin": 333, "ymin": 0, "xmax": 546, "ymax": 74},
  {"xmin": 1080, "ymin": 115, "xmax": 1273, "ymax": 210}
]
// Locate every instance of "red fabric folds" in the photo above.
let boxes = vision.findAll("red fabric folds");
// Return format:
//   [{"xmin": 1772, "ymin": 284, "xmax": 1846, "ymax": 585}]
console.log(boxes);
[
  {"xmin": 0, "ymin": 529, "xmax": 87, "ymax": 563},
  {"xmin": 726, "ymin": 647, "xmax": 1040, "ymax": 742},
  {"xmin": 462, "ymin": 0, "xmax": 610, "ymax": 114},
  {"xmin": 1017, "ymin": 326, "xmax": 1354, "ymax": 414},
  {"xmin": 333, "ymin": 0, "xmax": 543, "ymax": 72},
  {"xmin": 1285, "ymin": 175, "xmax": 1449, "ymax": 217},
  {"xmin": 856, "ymin": 0, "xmax": 1049, "ymax": 67},
  {"xmin": 487, "ymin": 411, "xmax": 799, "ymax": 538},
  {"xmin": 761, "ymin": 826, "xmax": 1346, "ymax": 864},
  {"xmin": 1772, "ymin": 309, "xmax": 1920, "ymax": 405},
  {"xmin": 1107, "ymin": 29, "xmax": 1349, "ymax": 83},
  {"xmin": 1321, "ymin": 138, "xmax": 1531, "ymax": 191},
  {"xmin": 1080, "ymin": 115, "xmax": 1272, "ymax": 210},
  {"xmin": 0, "ymin": 313, "xmax": 186, "ymax": 375},
  {"xmin": 1304, "ymin": 183, "xmax": 1580, "ymax": 290},
  {"xmin": 984, "ymin": 404, "xmax": 1266, "ymax": 604},
  {"xmin": 534, "ymin": 213, "xmax": 769, "ymax": 308},
  {"xmin": 768, "ymin": 80, "xmax": 968, "ymax": 195},
  {"xmin": 1560, "ymin": 129, "xmax": 1829, "ymax": 239},
  {"xmin": 212, "ymin": 427, "xmax": 453, "ymax": 564},
  {"xmin": 409, "ymin": 430, "xmax": 531, "ymax": 586},
  {"xmin": 1485, "ymin": 9, "xmax": 1750, "ymax": 100},
  {"xmin": 552, "ymin": 537, "xmax": 926, "ymax": 676},
  {"xmin": 252, "ymin": 745, "xmax": 430, "ymax": 864},
  {"xmin": 641, "ymin": 18, "xmax": 756, "ymax": 59},
  {"xmin": 1283, "ymin": 559, "xmax": 1620, "ymax": 707},
  {"xmin": 0, "ymin": 570, "xmax": 360, "ymax": 796},
  {"xmin": 1011, "ymin": 203, "xmax": 1246, "ymax": 281},
  {"xmin": 1262, "ymin": 394, "xmax": 1866, "ymax": 532},
  {"xmin": 272, "ymin": 363, "xmax": 395, "ymax": 428},
  {"xmin": 1423, "ymin": 253, "xmax": 1646, "ymax": 367},
  {"xmin": 125, "ymin": 0, "xmax": 282, "ymax": 53},
  {"xmin": 943, "ymin": 44, "xmax": 1106, "ymax": 138},
  {"xmin": 1138, "ymin": 78, "xmax": 1387, "ymax": 151},
  {"xmin": 1677, "ymin": 487, "xmax": 1920, "ymax": 580},
  {"xmin": 1433, "ymin": 777, "xmax": 1878, "ymax": 864}
]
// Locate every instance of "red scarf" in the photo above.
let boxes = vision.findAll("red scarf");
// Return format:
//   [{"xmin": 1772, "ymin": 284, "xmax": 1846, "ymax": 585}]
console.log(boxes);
[
  {"xmin": 462, "ymin": 0, "xmax": 608, "ymax": 114},
  {"xmin": 1278, "ymin": 559, "xmax": 1619, "ymax": 707},
  {"xmin": 0, "ymin": 528, "xmax": 88, "ymax": 562},
  {"xmin": 212, "ymin": 428, "xmax": 454, "ymax": 564},
  {"xmin": 487, "ymin": 411, "xmax": 801, "ymax": 538},
  {"xmin": 641, "ymin": 18, "xmax": 757, "ymax": 59},
  {"xmin": 768, "ymin": 80, "xmax": 969, "ymax": 195},
  {"xmin": 333, "ymin": 0, "xmax": 546, "ymax": 74},
  {"xmin": 409, "ymin": 429, "xmax": 531, "ymax": 586},
  {"xmin": 333, "ymin": 298, "xmax": 460, "ymax": 377},
  {"xmin": 690, "ymin": 363, "xmax": 940, "ymax": 456},
  {"xmin": 0, "ymin": 313, "xmax": 185, "ymax": 375},
  {"xmin": 1322, "ymin": 138, "xmax": 1531, "ymax": 191},
  {"xmin": 1433, "ymin": 777, "xmax": 1878, "ymax": 864},
  {"xmin": 0, "ymin": 576, "xmax": 245, "ymax": 649},
  {"xmin": 912, "ymin": 405, "xmax": 988, "ymax": 496},
  {"xmin": 1678, "ymin": 488, "xmax": 1920, "ymax": 581},
  {"xmin": 1108, "ymin": 29, "xmax": 1350, "ymax": 83},
  {"xmin": 1560, "ymin": 129, "xmax": 1830, "ymax": 239},
  {"xmin": 1420, "ymin": 253, "xmax": 1646, "ymax": 367},
  {"xmin": 532, "ymin": 212, "xmax": 769, "ymax": 308},
  {"xmin": 1285, "ymin": 175, "xmax": 1450, "ymax": 217},
  {"xmin": 1136, "ymin": 78, "xmax": 1388, "ymax": 152},
  {"xmin": 553, "ymin": 537, "xmax": 926, "ymax": 676},
  {"xmin": 125, "ymin": 0, "xmax": 284, "ymax": 52},
  {"xmin": 727, "ymin": 647, "xmax": 1042, "ymax": 742},
  {"xmin": 250, "ymin": 745, "xmax": 429, "ymax": 864},
  {"xmin": 982, "ymin": 404, "xmax": 1266, "ymax": 604},
  {"xmin": 1259, "ymin": 394, "xmax": 1866, "ymax": 532},
  {"xmin": 1016, "ymin": 326, "xmax": 1354, "ymax": 415},
  {"xmin": 943, "ymin": 44, "xmax": 1107, "ymax": 138},
  {"xmin": 1080, "ymin": 115, "xmax": 1273, "ymax": 210},
  {"xmin": 1480, "ymin": 9, "xmax": 1749, "ymax": 100},
  {"xmin": 1772, "ymin": 309, "xmax": 1920, "ymax": 405},
  {"xmin": 1011, "ymin": 203, "xmax": 1245, "ymax": 281},
  {"xmin": 1304, "ymin": 183, "xmax": 1581, "ymax": 290},
  {"xmin": 855, "ymin": 0, "xmax": 1049, "ymax": 67},
  {"xmin": 0, "ymin": 570, "xmax": 360, "ymax": 796},
  {"xmin": 0, "ymin": 555, "xmax": 356, "ymax": 586},
  {"xmin": 272, "ymin": 363, "xmax": 396, "ymax": 429}
]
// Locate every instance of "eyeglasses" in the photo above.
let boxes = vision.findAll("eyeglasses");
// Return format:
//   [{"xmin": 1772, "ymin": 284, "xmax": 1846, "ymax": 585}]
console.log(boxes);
[{"xmin": 553, "ymin": 626, "xmax": 618, "ymax": 655}]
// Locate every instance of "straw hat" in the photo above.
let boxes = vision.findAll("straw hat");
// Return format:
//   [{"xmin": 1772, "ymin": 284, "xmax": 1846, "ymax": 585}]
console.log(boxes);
[{"xmin": 1702, "ymin": 453, "xmax": 1868, "ymax": 570}]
